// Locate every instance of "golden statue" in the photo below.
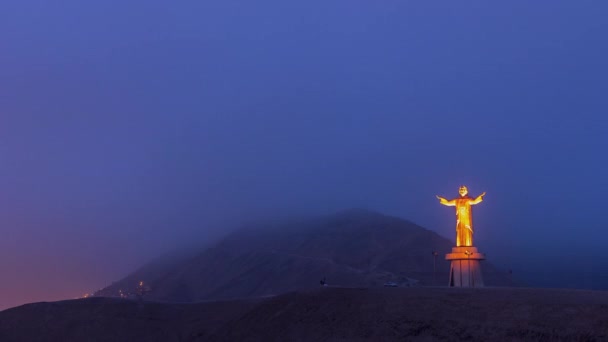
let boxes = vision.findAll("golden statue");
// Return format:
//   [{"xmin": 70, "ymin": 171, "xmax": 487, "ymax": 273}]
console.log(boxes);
[{"xmin": 436, "ymin": 186, "xmax": 486, "ymax": 247}]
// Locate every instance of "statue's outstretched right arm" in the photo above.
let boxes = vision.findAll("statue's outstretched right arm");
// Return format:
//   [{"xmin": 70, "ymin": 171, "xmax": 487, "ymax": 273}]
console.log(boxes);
[{"xmin": 436, "ymin": 195, "xmax": 456, "ymax": 206}]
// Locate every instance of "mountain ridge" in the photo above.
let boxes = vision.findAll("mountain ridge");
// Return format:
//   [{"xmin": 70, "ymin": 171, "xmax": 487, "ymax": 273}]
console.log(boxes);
[{"xmin": 95, "ymin": 209, "xmax": 508, "ymax": 301}]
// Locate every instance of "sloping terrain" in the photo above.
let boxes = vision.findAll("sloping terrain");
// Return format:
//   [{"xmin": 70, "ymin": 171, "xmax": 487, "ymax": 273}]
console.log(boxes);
[
  {"xmin": 0, "ymin": 297, "xmax": 256, "ymax": 342},
  {"xmin": 96, "ymin": 209, "xmax": 508, "ymax": 302},
  {"xmin": 213, "ymin": 287, "xmax": 608, "ymax": 341},
  {"xmin": 3, "ymin": 287, "xmax": 608, "ymax": 341}
]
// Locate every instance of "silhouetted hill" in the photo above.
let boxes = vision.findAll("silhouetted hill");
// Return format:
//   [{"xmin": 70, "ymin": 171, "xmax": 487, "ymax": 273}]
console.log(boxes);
[
  {"xmin": 96, "ymin": 209, "xmax": 508, "ymax": 301},
  {"xmin": 3, "ymin": 287, "xmax": 608, "ymax": 341}
]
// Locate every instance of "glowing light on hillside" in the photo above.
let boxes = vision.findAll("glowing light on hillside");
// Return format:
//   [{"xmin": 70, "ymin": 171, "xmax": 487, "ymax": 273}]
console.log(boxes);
[{"xmin": 136, "ymin": 281, "xmax": 151, "ymax": 298}]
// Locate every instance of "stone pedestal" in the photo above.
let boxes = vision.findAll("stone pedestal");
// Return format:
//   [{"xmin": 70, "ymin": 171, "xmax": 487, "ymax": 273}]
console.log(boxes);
[{"xmin": 445, "ymin": 247, "xmax": 485, "ymax": 287}]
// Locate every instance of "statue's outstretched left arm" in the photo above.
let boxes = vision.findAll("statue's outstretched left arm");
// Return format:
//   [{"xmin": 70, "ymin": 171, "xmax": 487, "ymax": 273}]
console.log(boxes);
[{"xmin": 470, "ymin": 192, "xmax": 486, "ymax": 205}]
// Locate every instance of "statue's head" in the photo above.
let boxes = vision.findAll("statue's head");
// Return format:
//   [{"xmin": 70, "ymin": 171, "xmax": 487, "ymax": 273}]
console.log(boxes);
[{"xmin": 459, "ymin": 185, "xmax": 468, "ymax": 197}]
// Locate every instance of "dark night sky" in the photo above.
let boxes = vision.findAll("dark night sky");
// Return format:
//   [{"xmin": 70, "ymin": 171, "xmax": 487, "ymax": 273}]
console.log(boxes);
[{"xmin": 1, "ymin": 1, "xmax": 608, "ymax": 309}]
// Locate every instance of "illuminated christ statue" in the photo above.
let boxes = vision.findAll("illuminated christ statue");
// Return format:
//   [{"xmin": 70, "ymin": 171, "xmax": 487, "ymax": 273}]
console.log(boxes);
[{"xmin": 436, "ymin": 186, "xmax": 486, "ymax": 247}]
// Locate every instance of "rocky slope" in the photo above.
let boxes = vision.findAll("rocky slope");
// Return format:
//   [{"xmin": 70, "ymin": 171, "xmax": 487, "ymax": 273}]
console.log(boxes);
[{"xmin": 96, "ymin": 209, "xmax": 508, "ymax": 301}]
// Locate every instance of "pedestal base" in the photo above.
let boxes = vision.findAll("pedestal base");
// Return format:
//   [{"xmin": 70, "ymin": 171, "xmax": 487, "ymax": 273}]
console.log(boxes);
[{"xmin": 445, "ymin": 247, "xmax": 485, "ymax": 287}]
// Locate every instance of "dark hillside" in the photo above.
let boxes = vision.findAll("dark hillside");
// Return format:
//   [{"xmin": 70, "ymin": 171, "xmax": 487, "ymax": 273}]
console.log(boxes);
[{"xmin": 96, "ymin": 209, "xmax": 508, "ymax": 302}]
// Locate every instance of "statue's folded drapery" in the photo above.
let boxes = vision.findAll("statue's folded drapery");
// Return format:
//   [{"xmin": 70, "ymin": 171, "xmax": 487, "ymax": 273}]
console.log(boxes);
[{"xmin": 437, "ymin": 186, "xmax": 485, "ymax": 247}]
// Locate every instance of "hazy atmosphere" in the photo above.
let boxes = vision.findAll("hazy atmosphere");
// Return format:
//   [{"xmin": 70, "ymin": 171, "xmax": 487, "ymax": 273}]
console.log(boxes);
[{"xmin": 1, "ymin": 1, "xmax": 608, "ymax": 310}]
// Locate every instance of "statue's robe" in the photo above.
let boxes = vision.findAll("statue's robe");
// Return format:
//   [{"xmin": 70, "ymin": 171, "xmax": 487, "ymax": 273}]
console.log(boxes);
[{"xmin": 454, "ymin": 196, "xmax": 474, "ymax": 247}]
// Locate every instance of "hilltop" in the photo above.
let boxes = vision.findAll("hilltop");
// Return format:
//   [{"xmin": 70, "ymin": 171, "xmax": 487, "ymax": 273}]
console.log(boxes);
[{"xmin": 95, "ymin": 209, "xmax": 508, "ymax": 301}]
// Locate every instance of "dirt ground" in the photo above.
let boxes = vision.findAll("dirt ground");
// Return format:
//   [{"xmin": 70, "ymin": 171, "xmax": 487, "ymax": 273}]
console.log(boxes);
[
  {"xmin": 209, "ymin": 287, "xmax": 608, "ymax": 341},
  {"xmin": 2, "ymin": 287, "xmax": 607, "ymax": 341}
]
